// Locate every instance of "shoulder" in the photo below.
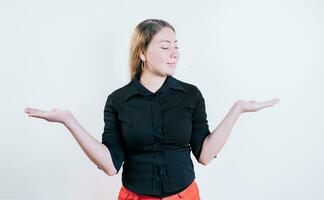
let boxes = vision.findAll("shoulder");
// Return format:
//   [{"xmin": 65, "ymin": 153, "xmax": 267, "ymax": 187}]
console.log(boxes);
[
  {"xmin": 104, "ymin": 81, "xmax": 133, "ymax": 103},
  {"xmin": 172, "ymin": 76, "xmax": 202, "ymax": 97}
]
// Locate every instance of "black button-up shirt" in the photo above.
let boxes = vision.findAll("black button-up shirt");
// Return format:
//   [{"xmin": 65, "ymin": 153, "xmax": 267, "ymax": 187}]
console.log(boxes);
[{"xmin": 100, "ymin": 72, "xmax": 216, "ymax": 197}]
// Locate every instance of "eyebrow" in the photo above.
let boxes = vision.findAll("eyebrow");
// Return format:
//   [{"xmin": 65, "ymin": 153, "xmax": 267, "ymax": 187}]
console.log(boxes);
[{"xmin": 158, "ymin": 40, "xmax": 178, "ymax": 43}]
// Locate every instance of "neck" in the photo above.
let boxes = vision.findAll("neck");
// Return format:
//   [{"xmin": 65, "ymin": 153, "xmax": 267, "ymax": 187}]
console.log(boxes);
[{"xmin": 139, "ymin": 71, "xmax": 168, "ymax": 93}]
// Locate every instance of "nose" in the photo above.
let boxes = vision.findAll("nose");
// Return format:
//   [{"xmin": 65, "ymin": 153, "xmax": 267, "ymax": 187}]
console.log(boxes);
[{"xmin": 170, "ymin": 48, "xmax": 179, "ymax": 59}]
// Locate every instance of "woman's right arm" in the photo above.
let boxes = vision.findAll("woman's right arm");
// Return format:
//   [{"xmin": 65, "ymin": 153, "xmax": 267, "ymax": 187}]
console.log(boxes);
[
  {"xmin": 24, "ymin": 107, "xmax": 118, "ymax": 176},
  {"xmin": 63, "ymin": 112, "xmax": 118, "ymax": 176}
]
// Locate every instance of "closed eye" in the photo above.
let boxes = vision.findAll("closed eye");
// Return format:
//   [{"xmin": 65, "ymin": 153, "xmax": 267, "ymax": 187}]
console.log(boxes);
[{"xmin": 161, "ymin": 47, "xmax": 179, "ymax": 50}]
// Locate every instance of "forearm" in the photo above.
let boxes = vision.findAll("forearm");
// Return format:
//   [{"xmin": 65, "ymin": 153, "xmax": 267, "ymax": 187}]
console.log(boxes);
[
  {"xmin": 199, "ymin": 101, "xmax": 242, "ymax": 165},
  {"xmin": 63, "ymin": 112, "xmax": 117, "ymax": 176}
]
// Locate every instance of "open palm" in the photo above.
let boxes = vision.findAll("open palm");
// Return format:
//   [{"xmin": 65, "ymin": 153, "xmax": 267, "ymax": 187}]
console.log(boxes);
[
  {"xmin": 24, "ymin": 107, "xmax": 70, "ymax": 123},
  {"xmin": 237, "ymin": 98, "xmax": 280, "ymax": 113}
]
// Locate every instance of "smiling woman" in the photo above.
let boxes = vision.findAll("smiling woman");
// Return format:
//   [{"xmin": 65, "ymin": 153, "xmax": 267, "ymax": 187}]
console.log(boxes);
[
  {"xmin": 129, "ymin": 19, "xmax": 179, "ymax": 84},
  {"xmin": 24, "ymin": 18, "xmax": 279, "ymax": 200}
]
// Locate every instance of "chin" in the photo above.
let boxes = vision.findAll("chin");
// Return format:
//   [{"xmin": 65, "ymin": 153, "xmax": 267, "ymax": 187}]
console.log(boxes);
[
  {"xmin": 168, "ymin": 68, "xmax": 177, "ymax": 74},
  {"xmin": 166, "ymin": 70, "xmax": 176, "ymax": 76}
]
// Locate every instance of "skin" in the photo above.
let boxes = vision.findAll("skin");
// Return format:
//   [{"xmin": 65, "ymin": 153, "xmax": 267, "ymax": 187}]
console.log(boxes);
[
  {"xmin": 138, "ymin": 27, "xmax": 179, "ymax": 93},
  {"xmin": 24, "ymin": 27, "xmax": 280, "ymax": 175}
]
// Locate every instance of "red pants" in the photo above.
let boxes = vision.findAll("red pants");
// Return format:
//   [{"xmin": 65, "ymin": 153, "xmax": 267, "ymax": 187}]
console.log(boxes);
[{"xmin": 118, "ymin": 179, "xmax": 200, "ymax": 200}]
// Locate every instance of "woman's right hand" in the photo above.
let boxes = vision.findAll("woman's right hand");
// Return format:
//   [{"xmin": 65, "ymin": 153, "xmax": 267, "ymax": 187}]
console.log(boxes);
[{"xmin": 24, "ymin": 107, "xmax": 71, "ymax": 124}]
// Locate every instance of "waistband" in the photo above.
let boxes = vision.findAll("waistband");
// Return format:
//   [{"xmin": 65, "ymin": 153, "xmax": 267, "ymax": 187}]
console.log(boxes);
[{"xmin": 118, "ymin": 179, "xmax": 199, "ymax": 200}]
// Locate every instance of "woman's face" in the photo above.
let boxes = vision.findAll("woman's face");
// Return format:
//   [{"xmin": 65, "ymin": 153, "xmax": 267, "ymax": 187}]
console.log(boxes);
[{"xmin": 140, "ymin": 27, "xmax": 180, "ymax": 76}]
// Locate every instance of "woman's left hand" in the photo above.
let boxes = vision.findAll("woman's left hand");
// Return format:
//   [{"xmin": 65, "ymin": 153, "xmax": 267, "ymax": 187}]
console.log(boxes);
[{"xmin": 236, "ymin": 98, "xmax": 280, "ymax": 113}]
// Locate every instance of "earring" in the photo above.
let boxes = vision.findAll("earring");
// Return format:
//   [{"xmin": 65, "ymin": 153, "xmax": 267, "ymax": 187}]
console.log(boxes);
[{"xmin": 141, "ymin": 61, "xmax": 145, "ymax": 70}]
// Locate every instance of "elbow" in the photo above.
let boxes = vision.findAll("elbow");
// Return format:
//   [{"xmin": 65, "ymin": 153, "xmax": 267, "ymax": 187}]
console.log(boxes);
[
  {"xmin": 198, "ymin": 157, "xmax": 208, "ymax": 166},
  {"xmin": 199, "ymin": 156, "xmax": 215, "ymax": 166},
  {"xmin": 199, "ymin": 161, "xmax": 206, "ymax": 166},
  {"xmin": 98, "ymin": 165, "xmax": 117, "ymax": 176},
  {"xmin": 107, "ymin": 171, "xmax": 117, "ymax": 176},
  {"xmin": 199, "ymin": 160, "xmax": 209, "ymax": 166},
  {"xmin": 105, "ymin": 168, "xmax": 118, "ymax": 176}
]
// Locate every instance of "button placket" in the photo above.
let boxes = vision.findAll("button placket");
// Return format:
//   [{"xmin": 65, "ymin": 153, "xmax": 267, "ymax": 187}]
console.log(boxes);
[{"xmin": 151, "ymin": 93, "xmax": 168, "ymax": 193}]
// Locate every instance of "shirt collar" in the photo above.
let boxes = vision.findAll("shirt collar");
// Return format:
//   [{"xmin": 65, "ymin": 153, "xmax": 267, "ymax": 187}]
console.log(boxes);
[{"xmin": 124, "ymin": 72, "xmax": 187, "ymax": 102}]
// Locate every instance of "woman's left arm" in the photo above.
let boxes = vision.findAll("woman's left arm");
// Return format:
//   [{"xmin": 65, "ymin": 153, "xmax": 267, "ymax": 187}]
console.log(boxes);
[{"xmin": 199, "ymin": 98, "xmax": 280, "ymax": 165}]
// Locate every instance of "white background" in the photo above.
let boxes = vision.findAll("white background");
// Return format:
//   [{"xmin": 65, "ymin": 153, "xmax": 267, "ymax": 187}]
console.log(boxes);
[{"xmin": 0, "ymin": 0, "xmax": 323, "ymax": 199}]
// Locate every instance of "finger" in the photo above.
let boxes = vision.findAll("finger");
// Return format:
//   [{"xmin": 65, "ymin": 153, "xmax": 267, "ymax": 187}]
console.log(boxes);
[
  {"xmin": 24, "ymin": 107, "xmax": 34, "ymax": 114},
  {"xmin": 28, "ymin": 114, "xmax": 47, "ymax": 120},
  {"xmin": 272, "ymin": 98, "xmax": 280, "ymax": 104},
  {"xmin": 25, "ymin": 107, "xmax": 39, "ymax": 113},
  {"xmin": 258, "ymin": 98, "xmax": 279, "ymax": 109},
  {"xmin": 28, "ymin": 114, "xmax": 41, "ymax": 119},
  {"xmin": 28, "ymin": 111, "xmax": 45, "ymax": 118},
  {"xmin": 264, "ymin": 98, "xmax": 280, "ymax": 106},
  {"xmin": 25, "ymin": 107, "xmax": 46, "ymax": 114}
]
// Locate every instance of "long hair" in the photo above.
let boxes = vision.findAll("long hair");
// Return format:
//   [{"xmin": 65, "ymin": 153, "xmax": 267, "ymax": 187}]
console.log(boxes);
[{"xmin": 128, "ymin": 19, "xmax": 175, "ymax": 80}]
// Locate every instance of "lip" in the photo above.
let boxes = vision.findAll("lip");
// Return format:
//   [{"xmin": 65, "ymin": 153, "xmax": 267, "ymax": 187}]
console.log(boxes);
[{"xmin": 167, "ymin": 63, "xmax": 177, "ymax": 68}]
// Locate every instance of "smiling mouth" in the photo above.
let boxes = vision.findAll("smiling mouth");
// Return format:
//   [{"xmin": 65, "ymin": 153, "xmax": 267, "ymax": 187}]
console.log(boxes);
[{"xmin": 167, "ymin": 63, "xmax": 176, "ymax": 68}]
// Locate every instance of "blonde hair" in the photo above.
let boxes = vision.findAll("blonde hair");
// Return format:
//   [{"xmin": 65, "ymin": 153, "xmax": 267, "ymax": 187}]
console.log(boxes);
[{"xmin": 128, "ymin": 19, "xmax": 175, "ymax": 80}]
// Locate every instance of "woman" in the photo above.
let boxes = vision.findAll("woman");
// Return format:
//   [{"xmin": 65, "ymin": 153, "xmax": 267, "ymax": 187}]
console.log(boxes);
[{"xmin": 24, "ymin": 19, "xmax": 279, "ymax": 200}]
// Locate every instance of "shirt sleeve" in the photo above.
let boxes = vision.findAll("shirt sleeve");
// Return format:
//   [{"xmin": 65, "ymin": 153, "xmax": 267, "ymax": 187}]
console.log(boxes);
[
  {"xmin": 190, "ymin": 87, "xmax": 217, "ymax": 163},
  {"xmin": 99, "ymin": 94, "xmax": 126, "ymax": 174}
]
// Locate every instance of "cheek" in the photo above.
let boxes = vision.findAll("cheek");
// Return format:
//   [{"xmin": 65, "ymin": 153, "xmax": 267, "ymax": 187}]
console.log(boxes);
[{"xmin": 147, "ymin": 51, "xmax": 168, "ymax": 66}]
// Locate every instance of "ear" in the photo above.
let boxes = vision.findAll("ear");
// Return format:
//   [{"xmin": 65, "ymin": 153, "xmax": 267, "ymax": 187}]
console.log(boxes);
[{"xmin": 139, "ymin": 48, "xmax": 146, "ymax": 62}]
